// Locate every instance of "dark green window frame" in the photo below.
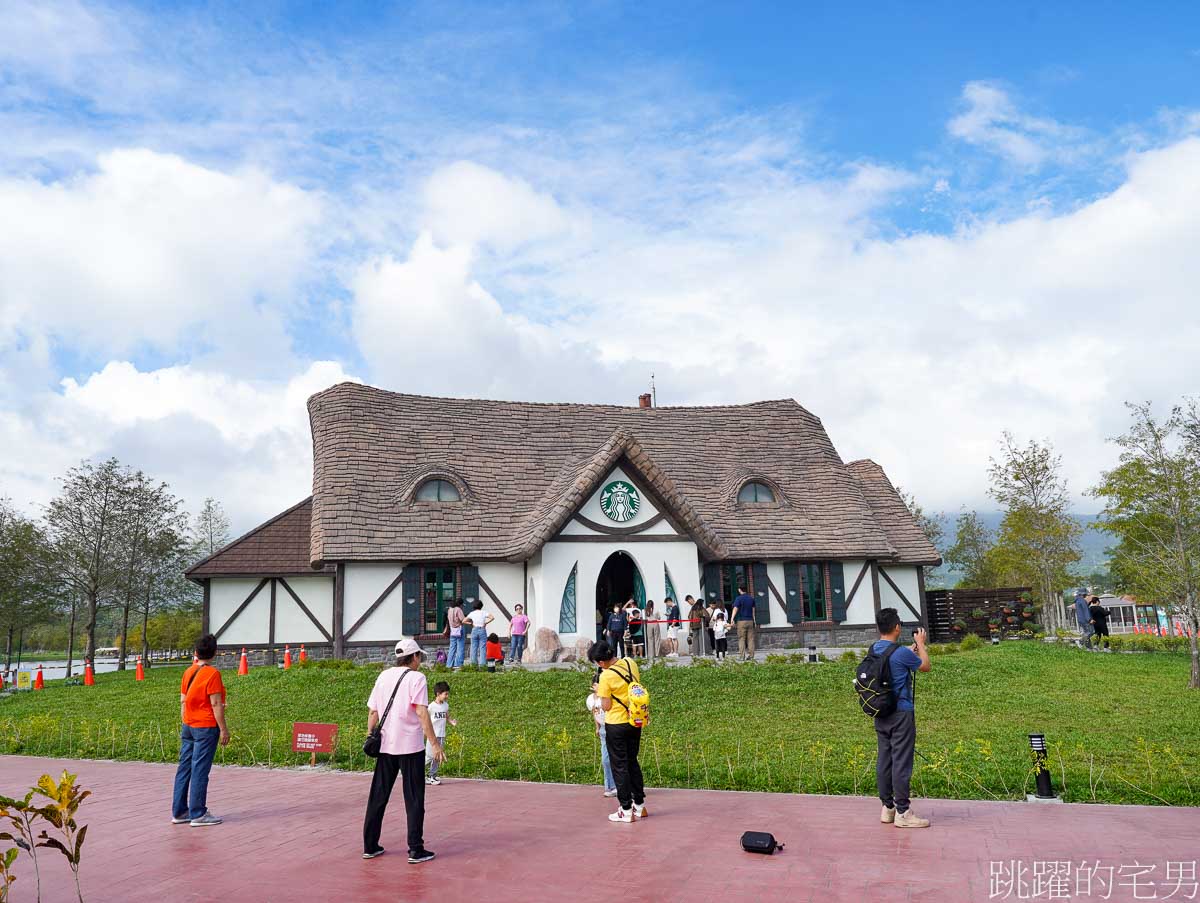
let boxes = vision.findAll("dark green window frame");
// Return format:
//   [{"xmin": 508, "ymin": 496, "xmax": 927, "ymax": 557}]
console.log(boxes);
[
  {"xmin": 802, "ymin": 563, "xmax": 827, "ymax": 621},
  {"xmin": 422, "ymin": 565, "xmax": 459, "ymax": 633}
]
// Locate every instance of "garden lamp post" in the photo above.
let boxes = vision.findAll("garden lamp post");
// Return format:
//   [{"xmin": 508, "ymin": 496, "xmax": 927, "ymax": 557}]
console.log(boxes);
[
  {"xmin": 1029, "ymin": 733, "xmax": 1055, "ymax": 799},
  {"xmin": 807, "ymin": 645, "xmax": 818, "ymax": 663}
]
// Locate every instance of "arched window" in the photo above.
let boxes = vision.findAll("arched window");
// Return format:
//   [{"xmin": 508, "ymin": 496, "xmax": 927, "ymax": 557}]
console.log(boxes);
[
  {"xmin": 737, "ymin": 481, "xmax": 776, "ymax": 503},
  {"xmin": 415, "ymin": 479, "xmax": 461, "ymax": 502}
]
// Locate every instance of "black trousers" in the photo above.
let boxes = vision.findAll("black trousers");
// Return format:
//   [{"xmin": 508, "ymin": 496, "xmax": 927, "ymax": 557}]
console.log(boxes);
[
  {"xmin": 604, "ymin": 722, "xmax": 645, "ymax": 811},
  {"xmin": 875, "ymin": 709, "xmax": 916, "ymax": 813},
  {"xmin": 607, "ymin": 630, "xmax": 625, "ymax": 658},
  {"xmin": 363, "ymin": 750, "xmax": 425, "ymax": 854}
]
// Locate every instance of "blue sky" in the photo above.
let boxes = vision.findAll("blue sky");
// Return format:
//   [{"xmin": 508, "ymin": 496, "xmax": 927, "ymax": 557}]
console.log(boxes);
[{"xmin": 1, "ymin": 1, "xmax": 1199, "ymax": 529}]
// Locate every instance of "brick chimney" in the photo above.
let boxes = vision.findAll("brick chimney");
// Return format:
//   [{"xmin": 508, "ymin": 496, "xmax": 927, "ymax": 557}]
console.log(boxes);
[{"xmin": 638, "ymin": 393, "xmax": 652, "ymax": 409}]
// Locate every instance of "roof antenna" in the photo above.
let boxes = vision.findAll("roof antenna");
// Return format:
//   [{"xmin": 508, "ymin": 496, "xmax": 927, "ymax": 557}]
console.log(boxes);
[{"xmin": 650, "ymin": 373, "xmax": 657, "ymax": 408}]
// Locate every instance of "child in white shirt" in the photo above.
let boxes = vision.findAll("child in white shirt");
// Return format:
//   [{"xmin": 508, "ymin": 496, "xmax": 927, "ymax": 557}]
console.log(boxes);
[
  {"xmin": 712, "ymin": 610, "xmax": 729, "ymax": 661},
  {"xmin": 426, "ymin": 681, "xmax": 455, "ymax": 785},
  {"xmin": 587, "ymin": 683, "xmax": 617, "ymax": 797}
]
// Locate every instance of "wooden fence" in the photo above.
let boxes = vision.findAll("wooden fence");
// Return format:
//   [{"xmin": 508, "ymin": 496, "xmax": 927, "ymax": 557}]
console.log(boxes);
[{"xmin": 926, "ymin": 587, "xmax": 1033, "ymax": 642}]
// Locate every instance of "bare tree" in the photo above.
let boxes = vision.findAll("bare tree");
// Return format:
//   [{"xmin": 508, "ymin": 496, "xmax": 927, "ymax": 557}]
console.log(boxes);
[
  {"xmin": 1093, "ymin": 401, "xmax": 1200, "ymax": 688},
  {"xmin": 987, "ymin": 433, "xmax": 1082, "ymax": 632},
  {"xmin": 45, "ymin": 459, "xmax": 134, "ymax": 667},
  {"xmin": 191, "ymin": 497, "xmax": 231, "ymax": 562}
]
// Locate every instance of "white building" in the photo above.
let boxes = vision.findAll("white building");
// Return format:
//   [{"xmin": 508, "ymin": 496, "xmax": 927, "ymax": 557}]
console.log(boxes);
[{"xmin": 187, "ymin": 383, "xmax": 940, "ymax": 660}]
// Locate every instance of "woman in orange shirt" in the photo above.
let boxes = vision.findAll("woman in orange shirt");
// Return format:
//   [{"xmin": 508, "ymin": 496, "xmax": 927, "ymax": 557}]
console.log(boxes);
[{"xmin": 171, "ymin": 634, "xmax": 231, "ymax": 827}]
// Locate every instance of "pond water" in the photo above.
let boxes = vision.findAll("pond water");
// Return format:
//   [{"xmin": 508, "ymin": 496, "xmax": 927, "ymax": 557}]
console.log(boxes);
[{"xmin": 2, "ymin": 656, "xmax": 190, "ymax": 682}]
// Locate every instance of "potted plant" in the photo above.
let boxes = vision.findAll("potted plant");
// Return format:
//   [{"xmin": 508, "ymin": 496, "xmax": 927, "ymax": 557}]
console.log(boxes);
[
  {"xmin": 1006, "ymin": 615, "xmax": 1018, "ymax": 624},
  {"xmin": 972, "ymin": 608, "xmax": 986, "ymax": 620},
  {"xmin": 952, "ymin": 618, "xmax": 967, "ymax": 633},
  {"xmin": 1002, "ymin": 604, "xmax": 1014, "ymax": 615}
]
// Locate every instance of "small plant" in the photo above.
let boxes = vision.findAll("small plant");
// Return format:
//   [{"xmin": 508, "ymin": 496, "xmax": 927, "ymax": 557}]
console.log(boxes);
[
  {"xmin": 1022, "ymin": 621, "xmax": 1037, "ymax": 632},
  {"xmin": 971, "ymin": 608, "xmax": 986, "ymax": 619},
  {"xmin": 959, "ymin": 633, "xmax": 983, "ymax": 652},
  {"xmin": 0, "ymin": 790, "xmax": 44, "ymax": 902},
  {"xmin": 1002, "ymin": 606, "xmax": 1014, "ymax": 615},
  {"xmin": 33, "ymin": 771, "xmax": 89, "ymax": 903},
  {"xmin": 839, "ymin": 649, "xmax": 858, "ymax": 663}
]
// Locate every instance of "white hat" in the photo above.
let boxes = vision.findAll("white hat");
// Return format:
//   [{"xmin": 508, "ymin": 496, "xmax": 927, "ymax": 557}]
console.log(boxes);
[{"xmin": 394, "ymin": 638, "xmax": 426, "ymax": 656}]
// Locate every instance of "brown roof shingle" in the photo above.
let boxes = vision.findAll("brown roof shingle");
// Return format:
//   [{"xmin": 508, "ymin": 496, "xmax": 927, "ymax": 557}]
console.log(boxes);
[
  {"xmin": 186, "ymin": 498, "xmax": 334, "ymax": 578},
  {"xmin": 845, "ymin": 460, "xmax": 942, "ymax": 566},
  {"xmin": 305, "ymin": 383, "xmax": 933, "ymax": 565}
]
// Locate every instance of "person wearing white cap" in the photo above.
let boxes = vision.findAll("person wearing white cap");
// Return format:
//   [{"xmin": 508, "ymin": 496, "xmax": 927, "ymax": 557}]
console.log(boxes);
[{"xmin": 362, "ymin": 638, "xmax": 446, "ymax": 864}]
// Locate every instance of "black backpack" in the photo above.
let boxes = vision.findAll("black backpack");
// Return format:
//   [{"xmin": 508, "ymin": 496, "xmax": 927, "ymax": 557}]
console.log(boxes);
[{"xmin": 854, "ymin": 642, "xmax": 900, "ymax": 717}]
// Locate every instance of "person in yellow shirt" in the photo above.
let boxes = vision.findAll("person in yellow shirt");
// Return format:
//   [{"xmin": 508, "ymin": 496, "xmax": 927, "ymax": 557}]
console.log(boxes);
[{"xmin": 590, "ymin": 640, "xmax": 646, "ymax": 824}]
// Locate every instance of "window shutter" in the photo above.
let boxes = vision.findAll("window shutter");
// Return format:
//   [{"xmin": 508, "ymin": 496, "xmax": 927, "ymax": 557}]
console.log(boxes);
[
  {"xmin": 783, "ymin": 562, "xmax": 803, "ymax": 624},
  {"xmin": 751, "ymin": 562, "xmax": 769, "ymax": 625},
  {"xmin": 402, "ymin": 565, "xmax": 422, "ymax": 636},
  {"xmin": 460, "ymin": 564, "xmax": 480, "ymax": 609},
  {"xmin": 702, "ymin": 563, "xmax": 722, "ymax": 603},
  {"xmin": 829, "ymin": 562, "xmax": 847, "ymax": 623}
]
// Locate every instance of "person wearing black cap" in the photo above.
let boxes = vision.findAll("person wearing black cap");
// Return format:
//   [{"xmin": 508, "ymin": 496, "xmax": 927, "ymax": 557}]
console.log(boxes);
[{"xmin": 363, "ymin": 638, "xmax": 446, "ymax": 864}]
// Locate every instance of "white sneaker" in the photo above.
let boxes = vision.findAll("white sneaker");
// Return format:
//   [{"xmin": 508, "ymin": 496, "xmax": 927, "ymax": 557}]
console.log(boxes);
[
  {"xmin": 608, "ymin": 807, "xmax": 633, "ymax": 823},
  {"xmin": 894, "ymin": 809, "xmax": 930, "ymax": 828},
  {"xmin": 603, "ymin": 789, "xmax": 618, "ymax": 797},
  {"xmin": 425, "ymin": 776, "xmax": 440, "ymax": 785},
  {"xmin": 880, "ymin": 805, "xmax": 895, "ymax": 824},
  {"xmin": 632, "ymin": 802, "xmax": 648, "ymax": 819},
  {"xmin": 190, "ymin": 812, "xmax": 223, "ymax": 826},
  {"xmin": 171, "ymin": 815, "xmax": 190, "ymax": 825}
]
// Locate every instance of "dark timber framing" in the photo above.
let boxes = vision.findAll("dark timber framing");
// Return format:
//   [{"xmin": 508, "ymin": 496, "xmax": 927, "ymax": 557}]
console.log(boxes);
[
  {"xmin": 201, "ymin": 579, "xmax": 211, "ymax": 635},
  {"xmin": 870, "ymin": 561, "xmax": 882, "ymax": 616},
  {"xmin": 477, "ymin": 575, "xmax": 513, "ymax": 621},
  {"xmin": 344, "ymin": 571, "xmax": 404, "ymax": 641},
  {"xmin": 213, "ymin": 578, "xmax": 269, "ymax": 641},
  {"xmin": 333, "ymin": 564, "xmax": 345, "ymax": 658},
  {"xmin": 765, "ymin": 575, "xmax": 789, "ymax": 620},
  {"xmin": 268, "ymin": 578, "xmax": 277, "ymax": 665},
  {"xmin": 569, "ymin": 512, "xmax": 668, "ymax": 536},
  {"xmin": 553, "ymin": 534, "xmax": 693, "ymax": 543},
  {"xmin": 879, "ymin": 565, "xmax": 922, "ymax": 622},
  {"xmin": 843, "ymin": 562, "xmax": 871, "ymax": 607},
  {"xmin": 278, "ymin": 577, "xmax": 334, "ymax": 642},
  {"xmin": 916, "ymin": 568, "xmax": 928, "ymax": 626}
]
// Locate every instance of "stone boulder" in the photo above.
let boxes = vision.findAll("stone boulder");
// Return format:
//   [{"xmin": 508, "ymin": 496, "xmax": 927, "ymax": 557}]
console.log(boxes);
[
  {"xmin": 574, "ymin": 637, "xmax": 593, "ymax": 662},
  {"xmin": 528, "ymin": 627, "xmax": 562, "ymax": 664}
]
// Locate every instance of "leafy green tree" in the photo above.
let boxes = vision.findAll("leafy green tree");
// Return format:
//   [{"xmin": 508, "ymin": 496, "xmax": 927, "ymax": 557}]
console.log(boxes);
[
  {"xmin": 897, "ymin": 488, "xmax": 945, "ymax": 587},
  {"xmin": 943, "ymin": 510, "xmax": 1002, "ymax": 588},
  {"xmin": 1092, "ymin": 401, "xmax": 1200, "ymax": 689},
  {"xmin": 0, "ymin": 501, "xmax": 59, "ymax": 669},
  {"xmin": 987, "ymin": 433, "xmax": 1082, "ymax": 631}
]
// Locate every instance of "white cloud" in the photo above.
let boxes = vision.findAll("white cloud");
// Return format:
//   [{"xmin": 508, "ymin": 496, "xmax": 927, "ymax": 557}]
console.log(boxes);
[
  {"xmin": 1, "ymin": 360, "xmax": 357, "ymax": 530},
  {"xmin": 948, "ymin": 81, "xmax": 1081, "ymax": 167},
  {"xmin": 0, "ymin": 149, "xmax": 322, "ymax": 360}
]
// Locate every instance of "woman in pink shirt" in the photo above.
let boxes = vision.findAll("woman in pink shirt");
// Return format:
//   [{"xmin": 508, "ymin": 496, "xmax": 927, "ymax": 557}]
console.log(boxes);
[
  {"xmin": 509, "ymin": 604, "xmax": 531, "ymax": 663},
  {"xmin": 362, "ymin": 638, "xmax": 446, "ymax": 864}
]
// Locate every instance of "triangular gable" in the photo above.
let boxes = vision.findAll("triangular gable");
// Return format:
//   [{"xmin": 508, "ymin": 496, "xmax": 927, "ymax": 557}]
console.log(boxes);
[
  {"xmin": 186, "ymin": 497, "xmax": 333, "ymax": 579},
  {"xmin": 518, "ymin": 430, "xmax": 727, "ymax": 561}
]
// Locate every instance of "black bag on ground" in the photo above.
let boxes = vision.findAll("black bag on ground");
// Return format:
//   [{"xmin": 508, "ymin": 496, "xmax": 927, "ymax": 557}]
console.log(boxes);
[
  {"xmin": 363, "ymin": 669, "xmax": 410, "ymax": 758},
  {"xmin": 853, "ymin": 641, "xmax": 900, "ymax": 717},
  {"xmin": 740, "ymin": 831, "xmax": 783, "ymax": 854}
]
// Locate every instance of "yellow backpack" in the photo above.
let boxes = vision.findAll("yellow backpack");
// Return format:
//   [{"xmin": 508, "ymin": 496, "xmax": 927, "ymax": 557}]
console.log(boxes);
[{"xmin": 611, "ymin": 659, "xmax": 650, "ymax": 728}]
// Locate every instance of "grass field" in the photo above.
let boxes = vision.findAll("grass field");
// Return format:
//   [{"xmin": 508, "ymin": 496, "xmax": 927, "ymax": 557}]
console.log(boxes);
[{"xmin": 1, "ymin": 643, "xmax": 1198, "ymax": 806}]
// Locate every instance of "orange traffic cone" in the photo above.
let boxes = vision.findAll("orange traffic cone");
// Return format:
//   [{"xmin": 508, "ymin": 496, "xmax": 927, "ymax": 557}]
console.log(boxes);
[
  {"xmin": 83, "ymin": 660, "xmax": 95, "ymax": 686},
  {"xmin": 34, "ymin": 665, "xmax": 43, "ymax": 690},
  {"xmin": 135, "ymin": 657, "xmax": 145, "ymax": 681},
  {"xmin": 283, "ymin": 645, "xmax": 292, "ymax": 670},
  {"xmin": 238, "ymin": 648, "xmax": 249, "ymax": 676},
  {"xmin": 299, "ymin": 644, "xmax": 307, "ymax": 663}
]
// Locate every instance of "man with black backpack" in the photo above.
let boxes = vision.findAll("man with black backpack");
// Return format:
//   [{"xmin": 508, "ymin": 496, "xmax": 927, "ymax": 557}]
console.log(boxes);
[{"xmin": 860, "ymin": 608, "xmax": 931, "ymax": 828}]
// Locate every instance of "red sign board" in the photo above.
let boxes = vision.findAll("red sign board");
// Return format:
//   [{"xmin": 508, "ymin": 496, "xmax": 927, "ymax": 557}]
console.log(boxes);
[{"xmin": 292, "ymin": 722, "xmax": 339, "ymax": 753}]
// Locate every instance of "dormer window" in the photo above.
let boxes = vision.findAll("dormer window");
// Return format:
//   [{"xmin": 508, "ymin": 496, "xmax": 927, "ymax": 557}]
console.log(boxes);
[
  {"xmin": 737, "ymin": 481, "xmax": 776, "ymax": 504},
  {"xmin": 416, "ymin": 479, "xmax": 461, "ymax": 502}
]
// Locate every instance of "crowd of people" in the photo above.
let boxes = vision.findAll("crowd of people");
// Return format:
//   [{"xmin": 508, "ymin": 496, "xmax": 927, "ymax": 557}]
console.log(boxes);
[{"xmin": 595, "ymin": 586, "xmax": 760, "ymax": 663}]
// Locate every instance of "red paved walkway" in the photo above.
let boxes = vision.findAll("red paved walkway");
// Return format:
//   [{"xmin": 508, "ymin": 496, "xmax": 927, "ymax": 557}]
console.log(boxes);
[{"xmin": 1, "ymin": 756, "xmax": 1197, "ymax": 903}]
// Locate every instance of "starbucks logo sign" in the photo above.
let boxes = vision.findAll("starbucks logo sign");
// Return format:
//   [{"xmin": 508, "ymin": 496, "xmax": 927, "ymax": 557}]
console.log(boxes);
[{"xmin": 600, "ymin": 480, "xmax": 641, "ymax": 523}]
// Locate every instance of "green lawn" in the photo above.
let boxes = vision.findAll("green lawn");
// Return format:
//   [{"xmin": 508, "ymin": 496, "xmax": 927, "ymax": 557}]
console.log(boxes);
[{"xmin": 1, "ymin": 643, "xmax": 1198, "ymax": 805}]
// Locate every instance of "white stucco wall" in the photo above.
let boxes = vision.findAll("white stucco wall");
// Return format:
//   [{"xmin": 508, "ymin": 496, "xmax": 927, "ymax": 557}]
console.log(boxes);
[
  {"xmin": 878, "ymin": 564, "xmax": 923, "ymax": 622},
  {"xmin": 210, "ymin": 578, "xmax": 270, "ymax": 646},
  {"xmin": 274, "ymin": 576, "xmax": 334, "ymax": 644},
  {"xmin": 540, "ymin": 540, "xmax": 702, "ymax": 641},
  {"xmin": 841, "ymin": 560, "xmax": 873, "ymax": 624},
  {"xmin": 344, "ymin": 562, "xmax": 406, "ymax": 642},
  {"xmin": 525, "ymin": 551, "xmax": 542, "ymax": 630},
  {"xmin": 477, "ymin": 562, "xmax": 524, "ymax": 633}
]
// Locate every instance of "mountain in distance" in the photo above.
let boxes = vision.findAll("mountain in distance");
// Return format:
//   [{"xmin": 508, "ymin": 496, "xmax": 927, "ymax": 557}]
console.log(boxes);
[{"xmin": 932, "ymin": 511, "xmax": 1111, "ymax": 588}]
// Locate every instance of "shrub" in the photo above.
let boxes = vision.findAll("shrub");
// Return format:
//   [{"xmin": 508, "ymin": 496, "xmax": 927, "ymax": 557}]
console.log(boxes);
[
  {"xmin": 295, "ymin": 658, "xmax": 357, "ymax": 671},
  {"xmin": 959, "ymin": 633, "xmax": 983, "ymax": 651},
  {"xmin": 839, "ymin": 649, "xmax": 858, "ymax": 663},
  {"xmin": 1022, "ymin": 621, "xmax": 1037, "ymax": 632},
  {"xmin": 971, "ymin": 608, "xmax": 986, "ymax": 619}
]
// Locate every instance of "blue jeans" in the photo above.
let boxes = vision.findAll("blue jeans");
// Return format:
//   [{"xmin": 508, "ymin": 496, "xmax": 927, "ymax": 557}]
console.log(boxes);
[
  {"xmin": 599, "ymin": 723, "xmax": 615, "ymax": 791},
  {"xmin": 509, "ymin": 634, "xmax": 526, "ymax": 662},
  {"xmin": 448, "ymin": 633, "xmax": 465, "ymax": 668},
  {"xmin": 470, "ymin": 627, "xmax": 486, "ymax": 666},
  {"xmin": 173, "ymin": 725, "xmax": 220, "ymax": 820}
]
